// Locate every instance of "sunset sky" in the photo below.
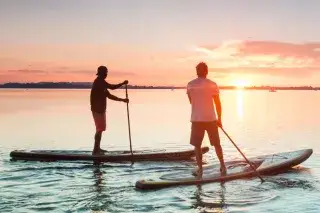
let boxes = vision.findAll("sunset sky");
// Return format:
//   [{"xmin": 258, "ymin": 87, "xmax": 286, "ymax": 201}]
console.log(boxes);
[{"xmin": 1, "ymin": 0, "xmax": 320, "ymax": 86}]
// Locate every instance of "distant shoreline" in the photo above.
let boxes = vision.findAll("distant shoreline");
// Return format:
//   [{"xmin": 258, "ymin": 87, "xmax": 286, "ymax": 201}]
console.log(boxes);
[{"xmin": 0, "ymin": 82, "xmax": 319, "ymax": 90}]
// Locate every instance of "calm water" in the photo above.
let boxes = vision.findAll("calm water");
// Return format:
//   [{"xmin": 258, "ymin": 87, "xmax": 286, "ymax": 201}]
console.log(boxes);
[{"xmin": 0, "ymin": 89, "xmax": 319, "ymax": 213}]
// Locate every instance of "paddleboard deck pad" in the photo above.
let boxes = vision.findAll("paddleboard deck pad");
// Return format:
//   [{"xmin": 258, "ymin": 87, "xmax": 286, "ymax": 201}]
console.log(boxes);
[
  {"xmin": 135, "ymin": 149, "xmax": 313, "ymax": 190},
  {"xmin": 10, "ymin": 146, "xmax": 209, "ymax": 162}
]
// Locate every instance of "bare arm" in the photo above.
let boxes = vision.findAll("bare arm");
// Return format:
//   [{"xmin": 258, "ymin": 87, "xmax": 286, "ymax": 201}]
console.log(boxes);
[
  {"xmin": 105, "ymin": 80, "xmax": 128, "ymax": 90},
  {"xmin": 213, "ymin": 94, "xmax": 222, "ymax": 120},
  {"xmin": 105, "ymin": 89, "xmax": 127, "ymax": 102}
]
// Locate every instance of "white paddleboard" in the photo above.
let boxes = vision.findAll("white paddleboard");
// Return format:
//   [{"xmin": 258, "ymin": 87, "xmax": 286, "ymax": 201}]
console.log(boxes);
[{"xmin": 135, "ymin": 149, "xmax": 313, "ymax": 190}]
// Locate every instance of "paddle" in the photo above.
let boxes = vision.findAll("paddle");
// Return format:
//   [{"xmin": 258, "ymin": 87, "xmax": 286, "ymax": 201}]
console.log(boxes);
[
  {"xmin": 220, "ymin": 127, "xmax": 265, "ymax": 182},
  {"xmin": 125, "ymin": 84, "xmax": 134, "ymax": 163}
]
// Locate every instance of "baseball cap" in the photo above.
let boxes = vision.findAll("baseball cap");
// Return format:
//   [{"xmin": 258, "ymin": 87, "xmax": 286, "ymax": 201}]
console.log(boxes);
[{"xmin": 96, "ymin": 65, "xmax": 108, "ymax": 76}]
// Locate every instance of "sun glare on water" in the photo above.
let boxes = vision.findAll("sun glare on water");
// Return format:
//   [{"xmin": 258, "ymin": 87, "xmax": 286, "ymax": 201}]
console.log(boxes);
[{"xmin": 233, "ymin": 79, "xmax": 251, "ymax": 89}]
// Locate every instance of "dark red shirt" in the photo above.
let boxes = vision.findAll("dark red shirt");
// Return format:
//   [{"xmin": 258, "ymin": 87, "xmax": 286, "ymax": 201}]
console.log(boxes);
[{"xmin": 90, "ymin": 77, "xmax": 110, "ymax": 113}]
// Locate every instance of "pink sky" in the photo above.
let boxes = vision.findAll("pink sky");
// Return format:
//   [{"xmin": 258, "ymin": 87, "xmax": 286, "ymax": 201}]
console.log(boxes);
[
  {"xmin": 1, "ymin": 1, "xmax": 320, "ymax": 86},
  {"xmin": 1, "ymin": 40, "xmax": 320, "ymax": 86}
]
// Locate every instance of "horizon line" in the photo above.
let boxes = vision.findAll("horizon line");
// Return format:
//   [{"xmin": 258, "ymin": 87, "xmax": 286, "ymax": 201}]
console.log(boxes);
[{"xmin": 0, "ymin": 82, "xmax": 320, "ymax": 89}]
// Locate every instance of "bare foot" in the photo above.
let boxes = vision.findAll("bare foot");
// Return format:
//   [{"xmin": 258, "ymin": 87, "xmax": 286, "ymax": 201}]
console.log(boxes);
[
  {"xmin": 99, "ymin": 148, "xmax": 108, "ymax": 153},
  {"xmin": 92, "ymin": 150, "xmax": 105, "ymax": 155},
  {"xmin": 192, "ymin": 167, "xmax": 203, "ymax": 179},
  {"xmin": 220, "ymin": 165, "xmax": 227, "ymax": 176}
]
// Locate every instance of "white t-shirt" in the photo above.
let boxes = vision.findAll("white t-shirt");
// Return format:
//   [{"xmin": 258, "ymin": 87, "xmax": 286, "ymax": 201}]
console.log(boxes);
[{"xmin": 186, "ymin": 77, "xmax": 220, "ymax": 122}]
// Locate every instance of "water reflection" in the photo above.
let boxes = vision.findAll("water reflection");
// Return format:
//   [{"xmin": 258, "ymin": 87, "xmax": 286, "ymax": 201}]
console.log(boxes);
[
  {"xmin": 90, "ymin": 162, "xmax": 107, "ymax": 212},
  {"xmin": 93, "ymin": 163, "xmax": 104, "ymax": 193},
  {"xmin": 193, "ymin": 183, "xmax": 227, "ymax": 212},
  {"xmin": 1, "ymin": 89, "xmax": 319, "ymax": 213}
]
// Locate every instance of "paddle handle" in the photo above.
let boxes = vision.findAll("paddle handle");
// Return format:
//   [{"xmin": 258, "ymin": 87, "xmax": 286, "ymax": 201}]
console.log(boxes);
[
  {"xmin": 125, "ymin": 85, "xmax": 133, "ymax": 158},
  {"xmin": 220, "ymin": 127, "xmax": 265, "ymax": 182}
]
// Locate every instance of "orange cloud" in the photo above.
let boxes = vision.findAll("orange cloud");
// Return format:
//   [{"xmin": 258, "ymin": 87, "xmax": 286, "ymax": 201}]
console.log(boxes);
[
  {"xmin": 238, "ymin": 41, "xmax": 320, "ymax": 58},
  {"xmin": 183, "ymin": 40, "xmax": 320, "ymax": 77}
]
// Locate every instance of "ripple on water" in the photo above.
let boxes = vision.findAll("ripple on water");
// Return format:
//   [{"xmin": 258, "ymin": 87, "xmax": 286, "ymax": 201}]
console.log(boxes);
[
  {"xmin": 264, "ymin": 177, "xmax": 319, "ymax": 191},
  {"xmin": 1, "ymin": 154, "xmax": 319, "ymax": 213},
  {"xmin": 176, "ymin": 181, "xmax": 276, "ymax": 213}
]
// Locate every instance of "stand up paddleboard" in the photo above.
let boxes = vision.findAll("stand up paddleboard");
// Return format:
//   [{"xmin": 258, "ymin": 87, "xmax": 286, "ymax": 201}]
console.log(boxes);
[
  {"xmin": 10, "ymin": 146, "xmax": 209, "ymax": 162},
  {"xmin": 135, "ymin": 149, "xmax": 313, "ymax": 190}
]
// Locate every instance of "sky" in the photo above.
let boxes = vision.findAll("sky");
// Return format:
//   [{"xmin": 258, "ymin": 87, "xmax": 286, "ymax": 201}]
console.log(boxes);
[{"xmin": 1, "ymin": 0, "xmax": 320, "ymax": 86}]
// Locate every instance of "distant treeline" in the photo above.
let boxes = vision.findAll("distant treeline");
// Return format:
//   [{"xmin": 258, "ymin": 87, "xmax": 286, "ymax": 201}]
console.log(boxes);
[
  {"xmin": 0, "ymin": 82, "xmax": 319, "ymax": 90},
  {"xmin": 244, "ymin": 86, "xmax": 319, "ymax": 91},
  {"xmin": 0, "ymin": 82, "xmax": 177, "ymax": 89}
]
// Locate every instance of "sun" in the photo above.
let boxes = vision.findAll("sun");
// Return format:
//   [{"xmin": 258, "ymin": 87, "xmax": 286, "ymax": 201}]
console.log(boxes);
[{"xmin": 233, "ymin": 79, "xmax": 251, "ymax": 89}]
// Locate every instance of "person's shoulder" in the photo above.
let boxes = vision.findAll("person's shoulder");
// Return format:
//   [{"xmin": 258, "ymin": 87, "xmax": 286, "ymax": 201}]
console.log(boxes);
[
  {"xmin": 93, "ymin": 78, "xmax": 106, "ymax": 87},
  {"xmin": 188, "ymin": 78, "xmax": 198, "ymax": 83},
  {"xmin": 96, "ymin": 78, "xmax": 107, "ymax": 84},
  {"xmin": 187, "ymin": 78, "xmax": 200, "ymax": 85},
  {"xmin": 207, "ymin": 79, "xmax": 218, "ymax": 87},
  {"xmin": 207, "ymin": 79, "xmax": 220, "ymax": 94},
  {"xmin": 187, "ymin": 79, "xmax": 196, "ymax": 87}
]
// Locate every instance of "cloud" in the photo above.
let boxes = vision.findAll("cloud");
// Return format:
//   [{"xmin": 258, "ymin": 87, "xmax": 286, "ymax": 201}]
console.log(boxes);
[
  {"xmin": 7, "ymin": 69, "xmax": 48, "ymax": 74},
  {"xmin": 209, "ymin": 67, "xmax": 317, "ymax": 78},
  {"xmin": 182, "ymin": 40, "xmax": 320, "ymax": 77},
  {"xmin": 0, "ymin": 67, "xmax": 137, "ymax": 83},
  {"xmin": 1, "ymin": 68, "xmax": 136, "ymax": 76},
  {"xmin": 210, "ymin": 73, "xmax": 228, "ymax": 78},
  {"xmin": 238, "ymin": 41, "xmax": 320, "ymax": 58}
]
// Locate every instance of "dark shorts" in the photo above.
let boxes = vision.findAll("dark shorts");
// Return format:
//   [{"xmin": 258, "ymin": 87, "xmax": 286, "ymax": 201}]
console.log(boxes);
[{"xmin": 190, "ymin": 121, "xmax": 221, "ymax": 147}]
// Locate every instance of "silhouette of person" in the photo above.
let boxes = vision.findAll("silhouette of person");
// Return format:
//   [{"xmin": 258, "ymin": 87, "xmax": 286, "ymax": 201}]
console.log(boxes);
[
  {"xmin": 186, "ymin": 62, "xmax": 226, "ymax": 177},
  {"xmin": 90, "ymin": 65, "xmax": 129, "ymax": 155}
]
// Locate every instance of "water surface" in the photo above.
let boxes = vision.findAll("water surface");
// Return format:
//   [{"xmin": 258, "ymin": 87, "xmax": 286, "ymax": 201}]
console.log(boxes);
[{"xmin": 0, "ymin": 89, "xmax": 319, "ymax": 212}]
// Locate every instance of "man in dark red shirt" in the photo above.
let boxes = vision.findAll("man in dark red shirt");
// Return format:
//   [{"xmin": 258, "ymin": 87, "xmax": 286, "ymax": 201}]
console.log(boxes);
[{"xmin": 90, "ymin": 65, "xmax": 129, "ymax": 155}]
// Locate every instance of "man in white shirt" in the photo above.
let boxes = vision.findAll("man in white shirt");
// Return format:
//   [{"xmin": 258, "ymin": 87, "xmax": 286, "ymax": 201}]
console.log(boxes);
[{"xmin": 186, "ymin": 62, "xmax": 226, "ymax": 178}]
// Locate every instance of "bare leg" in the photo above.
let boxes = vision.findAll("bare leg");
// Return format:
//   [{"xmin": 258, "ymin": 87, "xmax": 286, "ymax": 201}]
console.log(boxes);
[
  {"xmin": 190, "ymin": 122, "xmax": 205, "ymax": 178},
  {"xmin": 214, "ymin": 144, "xmax": 226, "ymax": 175},
  {"xmin": 92, "ymin": 131, "xmax": 102, "ymax": 155},
  {"xmin": 195, "ymin": 146, "xmax": 203, "ymax": 177},
  {"xmin": 207, "ymin": 122, "xmax": 226, "ymax": 175}
]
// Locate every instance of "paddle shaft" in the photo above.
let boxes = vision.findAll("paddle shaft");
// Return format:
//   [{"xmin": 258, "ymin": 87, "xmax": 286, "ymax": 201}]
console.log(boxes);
[
  {"xmin": 220, "ymin": 127, "xmax": 265, "ymax": 182},
  {"xmin": 125, "ymin": 85, "xmax": 133, "ymax": 158}
]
